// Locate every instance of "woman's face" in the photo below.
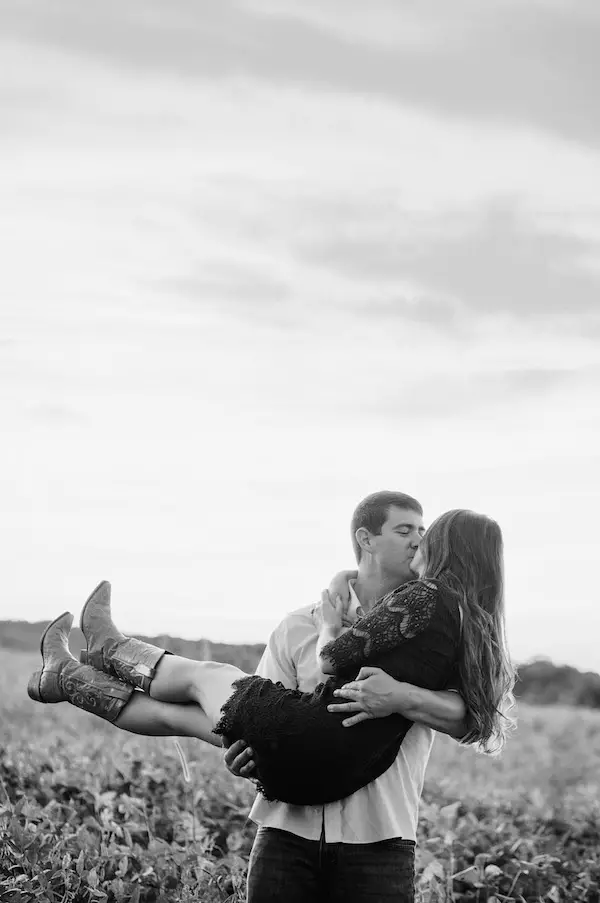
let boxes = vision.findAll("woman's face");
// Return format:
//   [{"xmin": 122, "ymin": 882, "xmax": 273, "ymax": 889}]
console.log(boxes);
[{"xmin": 409, "ymin": 545, "xmax": 425, "ymax": 577}]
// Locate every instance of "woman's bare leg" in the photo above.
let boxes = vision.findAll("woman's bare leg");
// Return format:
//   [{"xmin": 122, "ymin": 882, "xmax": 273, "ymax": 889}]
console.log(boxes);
[
  {"xmin": 148, "ymin": 655, "xmax": 247, "ymax": 726},
  {"xmin": 148, "ymin": 655, "xmax": 207, "ymax": 703},
  {"xmin": 149, "ymin": 655, "xmax": 248, "ymax": 726},
  {"xmin": 114, "ymin": 691, "xmax": 222, "ymax": 746}
]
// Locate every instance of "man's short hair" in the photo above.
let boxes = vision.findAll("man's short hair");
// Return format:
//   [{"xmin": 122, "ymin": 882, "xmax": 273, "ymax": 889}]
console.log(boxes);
[{"xmin": 351, "ymin": 491, "xmax": 423, "ymax": 563}]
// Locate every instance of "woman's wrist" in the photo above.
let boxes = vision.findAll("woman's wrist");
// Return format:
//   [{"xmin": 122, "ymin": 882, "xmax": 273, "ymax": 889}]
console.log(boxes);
[{"xmin": 316, "ymin": 624, "xmax": 342, "ymax": 657}]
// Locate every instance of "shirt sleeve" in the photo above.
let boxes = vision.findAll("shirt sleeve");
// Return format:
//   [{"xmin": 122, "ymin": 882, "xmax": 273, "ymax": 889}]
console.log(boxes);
[
  {"xmin": 254, "ymin": 618, "xmax": 299, "ymax": 690},
  {"xmin": 321, "ymin": 580, "xmax": 439, "ymax": 674}
]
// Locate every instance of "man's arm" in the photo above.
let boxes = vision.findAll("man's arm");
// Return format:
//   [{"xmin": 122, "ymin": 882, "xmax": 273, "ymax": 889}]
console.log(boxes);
[
  {"xmin": 327, "ymin": 668, "xmax": 469, "ymax": 740},
  {"xmin": 393, "ymin": 684, "xmax": 468, "ymax": 739}
]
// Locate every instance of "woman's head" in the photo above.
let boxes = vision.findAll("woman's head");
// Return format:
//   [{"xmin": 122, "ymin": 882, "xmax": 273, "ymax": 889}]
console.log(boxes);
[
  {"xmin": 412, "ymin": 509, "xmax": 516, "ymax": 755},
  {"xmin": 412, "ymin": 509, "xmax": 503, "ymax": 604}
]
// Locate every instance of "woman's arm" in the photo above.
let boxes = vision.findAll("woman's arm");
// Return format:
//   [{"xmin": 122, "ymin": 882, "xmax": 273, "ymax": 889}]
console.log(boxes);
[
  {"xmin": 313, "ymin": 591, "xmax": 350, "ymax": 673},
  {"xmin": 316, "ymin": 625, "xmax": 344, "ymax": 671},
  {"xmin": 320, "ymin": 580, "xmax": 438, "ymax": 674},
  {"xmin": 327, "ymin": 667, "xmax": 468, "ymax": 739}
]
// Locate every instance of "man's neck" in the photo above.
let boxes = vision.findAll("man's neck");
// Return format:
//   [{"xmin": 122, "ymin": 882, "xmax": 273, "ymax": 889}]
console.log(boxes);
[{"xmin": 352, "ymin": 569, "xmax": 408, "ymax": 614}]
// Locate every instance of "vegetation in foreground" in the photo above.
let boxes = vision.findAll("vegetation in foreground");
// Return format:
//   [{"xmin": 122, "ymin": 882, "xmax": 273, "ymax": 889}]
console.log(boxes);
[{"xmin": 1, "ymin": 650, "xmax": 599, "ymax": 902}]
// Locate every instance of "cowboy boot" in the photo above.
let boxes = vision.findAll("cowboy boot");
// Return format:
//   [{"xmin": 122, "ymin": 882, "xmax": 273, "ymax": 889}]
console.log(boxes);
[
  {"xmin": 79, "ymin": 580, "xmax": 166, "ymax": 692},
  {"xmin": 27, "ymin": 611, "xmax": 134, "ymax": 722}
]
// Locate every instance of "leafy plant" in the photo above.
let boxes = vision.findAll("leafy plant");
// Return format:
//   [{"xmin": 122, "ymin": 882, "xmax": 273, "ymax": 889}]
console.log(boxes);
[{"xmin": 2, "ymin": 650, "xmax": 600, "ymax": 902}]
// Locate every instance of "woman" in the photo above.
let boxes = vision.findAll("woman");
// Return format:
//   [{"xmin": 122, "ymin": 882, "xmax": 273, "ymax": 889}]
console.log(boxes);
[{"xmin": 27, "ymin": 509, "xmax": 515, "ymax": 805}]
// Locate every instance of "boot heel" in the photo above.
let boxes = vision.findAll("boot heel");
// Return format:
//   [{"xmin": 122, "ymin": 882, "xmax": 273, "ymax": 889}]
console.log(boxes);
[{"xmin": 27, "ymin": 671, "xmax": 43, "ymax": 702}]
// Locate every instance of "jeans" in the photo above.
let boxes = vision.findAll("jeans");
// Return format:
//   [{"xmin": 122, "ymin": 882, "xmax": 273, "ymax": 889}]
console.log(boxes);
[{"xmin": 246, "ymin": 826, "xmax": 415, "ymax": 903}]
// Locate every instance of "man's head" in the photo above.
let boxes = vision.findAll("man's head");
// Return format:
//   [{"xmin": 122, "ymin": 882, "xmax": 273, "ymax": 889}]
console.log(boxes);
[{"xmin": 351, "ymin": 491, "xmax": 425, "ymax": 585}]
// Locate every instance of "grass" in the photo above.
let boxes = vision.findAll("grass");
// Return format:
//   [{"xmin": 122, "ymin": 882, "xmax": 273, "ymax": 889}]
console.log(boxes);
[{"xmin": 1, "ymin": 650, "xmax": 599, "ymax": 901}]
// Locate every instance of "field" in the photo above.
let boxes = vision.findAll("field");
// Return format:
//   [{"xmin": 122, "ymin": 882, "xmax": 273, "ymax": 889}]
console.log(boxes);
[{"xmin": 1, "ymin": 650, "xmax": 599, "ymax": 902}]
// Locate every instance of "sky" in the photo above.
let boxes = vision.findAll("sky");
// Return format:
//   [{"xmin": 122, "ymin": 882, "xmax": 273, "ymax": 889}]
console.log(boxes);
[{"xmin": 1, "ymin": 0, "xmax": 599, "ymax": 671}]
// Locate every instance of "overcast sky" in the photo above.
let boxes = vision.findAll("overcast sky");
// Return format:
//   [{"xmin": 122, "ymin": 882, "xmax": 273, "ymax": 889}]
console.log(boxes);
[{"xmin": 1, "ymin": 0, "xmax": 599, "ymax": 671}]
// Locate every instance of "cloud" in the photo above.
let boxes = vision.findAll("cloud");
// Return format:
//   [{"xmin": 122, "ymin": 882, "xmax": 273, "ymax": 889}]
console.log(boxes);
[
  {"xmin": 494, "ymin": 367, "xmax": 580, "ymax": 394},
  {"xmin": 4, "ymin": 0, "xmax": 600, "ymax": 150},
  {"xmin": 27, "ymin": 402, "xmax": 86, "ymax": 426},
  {"xmin": 1, "ymin": 1, "xmax": 599, "ymax": 670},
  {"xmin": 291, "ymin": 200, "xmax": 600, "ymax": 325},
  {"xmin": 165, "ymin": 259, "xmax": 291, "ymax": 308},
  {"xmin": 242, "ymin": 0, "xmax": 600, "ymax": 150}
]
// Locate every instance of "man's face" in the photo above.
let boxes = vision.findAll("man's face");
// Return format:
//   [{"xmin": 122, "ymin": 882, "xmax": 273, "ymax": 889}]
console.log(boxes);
[
  {"xmin": 409, "ymin": 545, "xmax": 425, "ymax": 578},
  {"xmin": 369, "ymin": 506, "xmax": 425, "ymax": 584}
]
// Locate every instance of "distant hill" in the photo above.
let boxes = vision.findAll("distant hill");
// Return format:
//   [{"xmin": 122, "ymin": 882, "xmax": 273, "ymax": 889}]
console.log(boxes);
[
  {"xmin": 0, "ymin": 620, "xmax": 265, "ymax": 675},
  {"xmin": 2, "ymin": 621, "xmax": 599, "ymax": 709}
]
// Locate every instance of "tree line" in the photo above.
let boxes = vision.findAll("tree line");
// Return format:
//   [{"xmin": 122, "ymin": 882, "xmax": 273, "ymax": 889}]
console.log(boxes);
[{"xmin": 2, "ymin": 620, "xmax": 599, "ymax": 709}]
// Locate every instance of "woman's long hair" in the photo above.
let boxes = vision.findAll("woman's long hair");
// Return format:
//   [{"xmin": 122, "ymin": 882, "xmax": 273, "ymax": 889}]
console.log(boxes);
[{"xmin": 420, "ymin": 509, "xmax": 517, "ymax": 754}]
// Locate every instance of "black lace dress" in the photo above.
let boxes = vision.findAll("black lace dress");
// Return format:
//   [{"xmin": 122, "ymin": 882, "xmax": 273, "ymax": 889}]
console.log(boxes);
[{"xmin": 214, "ymin": 579, "xmax": 461, "ymax": 805}]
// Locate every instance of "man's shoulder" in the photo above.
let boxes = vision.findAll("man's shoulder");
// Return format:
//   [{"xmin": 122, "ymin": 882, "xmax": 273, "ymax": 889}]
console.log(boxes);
[
  {"xmin": 270, "ymin": 604, "xmax": 315, "ymax": 631},
  {"xmin": 268, "ymin": 604, "xmax": 317, "ymax": 645},
  {"xmin": 282, "ymin": 603, "xmax": 317, "ymax": 623}
]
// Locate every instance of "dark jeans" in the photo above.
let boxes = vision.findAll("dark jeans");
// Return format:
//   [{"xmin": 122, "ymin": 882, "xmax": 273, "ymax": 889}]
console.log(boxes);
[{"xmin": 246, "ymin": 826, "xmax": 415, "ymax": 903}]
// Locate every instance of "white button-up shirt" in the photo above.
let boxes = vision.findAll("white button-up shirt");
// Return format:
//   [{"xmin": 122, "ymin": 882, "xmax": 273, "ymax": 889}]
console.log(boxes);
[{"xmin": 249, "ymin": 583, "xmax": 434, "ymax": 843}]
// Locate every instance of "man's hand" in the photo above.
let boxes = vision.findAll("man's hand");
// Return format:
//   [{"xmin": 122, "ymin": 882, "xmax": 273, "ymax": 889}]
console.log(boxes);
[
  {"xmin": 223, "ymin": 739, "xmax": 257, "ymax": 781},
  {"xmin": 327, "ymin": 667, "xmax": 402, "ymax": 726},
  {"xmin": 328, "ymin": 670, "xmax": 469, "ymax": 738}
]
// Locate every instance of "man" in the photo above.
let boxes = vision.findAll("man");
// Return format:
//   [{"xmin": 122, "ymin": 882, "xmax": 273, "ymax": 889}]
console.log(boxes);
[{"xmin": 225, "ymin": 491, "xmax": 467, "ymax": 902}]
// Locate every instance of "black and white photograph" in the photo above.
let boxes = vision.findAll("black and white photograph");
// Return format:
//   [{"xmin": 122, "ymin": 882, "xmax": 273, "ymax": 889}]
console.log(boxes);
[{"xmin": 1, "ymin": 2, "xmax": 599, "ymax": 901}]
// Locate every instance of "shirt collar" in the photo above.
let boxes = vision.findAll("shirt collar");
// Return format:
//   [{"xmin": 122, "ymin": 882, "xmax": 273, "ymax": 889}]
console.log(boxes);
[{"xmin": 347, "ymin": 579, "xmax": 365, "ymax": 622}]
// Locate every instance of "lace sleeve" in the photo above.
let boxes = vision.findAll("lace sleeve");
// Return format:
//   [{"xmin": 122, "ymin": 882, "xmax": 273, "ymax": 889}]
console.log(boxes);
[{"xmin": 320, "ymin": 580, "xmax": 439, "ymax": 674}]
